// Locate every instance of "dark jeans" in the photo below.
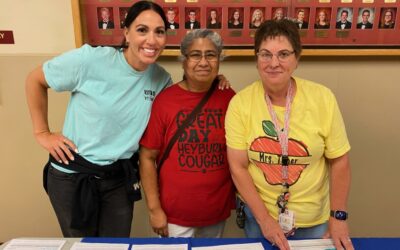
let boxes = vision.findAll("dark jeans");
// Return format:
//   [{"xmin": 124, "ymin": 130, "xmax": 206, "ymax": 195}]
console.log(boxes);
[{"xmin": 47, "ymin": 165, "xmax": 134, "ymax": 237}]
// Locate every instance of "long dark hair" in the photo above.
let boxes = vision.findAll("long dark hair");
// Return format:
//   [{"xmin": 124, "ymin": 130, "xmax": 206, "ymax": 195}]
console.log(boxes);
[{"xmin": 120, "ymin": 1, "xmax": 168, "ymax": 48}]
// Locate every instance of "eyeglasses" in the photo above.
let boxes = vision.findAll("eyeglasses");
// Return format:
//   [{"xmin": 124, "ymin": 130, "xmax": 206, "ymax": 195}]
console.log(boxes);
[
  {"xmin": 186, "ymin": 51, "xmax": 219, "ymax": 62},
  {"xmin": 256, "ymin": 50, "xmax": 295, "ymax": 62}
]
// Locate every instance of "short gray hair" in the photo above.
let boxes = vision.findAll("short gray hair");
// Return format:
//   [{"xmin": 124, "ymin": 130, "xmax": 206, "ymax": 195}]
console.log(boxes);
[{"xmin": 180, "ymin": 29, "xmax": 224, "ymax": 60}]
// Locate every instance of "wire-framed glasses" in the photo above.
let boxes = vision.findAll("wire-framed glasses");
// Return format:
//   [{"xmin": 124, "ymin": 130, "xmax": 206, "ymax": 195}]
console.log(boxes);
[
  {"xmin": 185, "ymin": 51, "xmax": 219, "ymax": 62},
  {"xmin": 256, "ymin": 49, "xmax": 295, "ymax": 62}
]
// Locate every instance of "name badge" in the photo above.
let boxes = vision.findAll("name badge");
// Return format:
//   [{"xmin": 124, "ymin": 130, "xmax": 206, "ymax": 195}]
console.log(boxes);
[{"xmin": 278, "ymin": 209, "xmax": 295, "ymax": 233}]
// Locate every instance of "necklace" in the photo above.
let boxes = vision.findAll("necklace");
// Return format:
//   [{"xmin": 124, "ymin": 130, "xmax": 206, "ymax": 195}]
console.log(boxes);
[{"xmin": 264, "ymin": 79, "xmax": 294, "ymax": 183}]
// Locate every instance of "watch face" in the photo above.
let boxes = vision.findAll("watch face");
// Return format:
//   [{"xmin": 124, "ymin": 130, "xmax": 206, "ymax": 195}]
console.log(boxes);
[{"xmin": 335, "ymin": 211, "xmax": 348, "ymax": 220}]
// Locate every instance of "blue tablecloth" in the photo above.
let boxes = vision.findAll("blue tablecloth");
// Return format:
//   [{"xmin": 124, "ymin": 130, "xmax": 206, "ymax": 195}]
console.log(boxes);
[{"xmin": 82, "ymin": 237, "xmax": 400, "ymax": 249}]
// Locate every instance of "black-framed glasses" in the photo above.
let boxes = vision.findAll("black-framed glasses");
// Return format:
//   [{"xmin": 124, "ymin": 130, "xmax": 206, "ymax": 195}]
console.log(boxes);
[
  {"xmin": 256, "ymin": 50, "xmax": 295, "ymax": 62},
  {"xmin": 185, "ymin": 51, "xmax": 219, "ymax": 62}
]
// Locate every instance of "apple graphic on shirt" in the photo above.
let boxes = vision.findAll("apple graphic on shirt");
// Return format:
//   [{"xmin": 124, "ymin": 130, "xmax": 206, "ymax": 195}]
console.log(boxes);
[{"xmin": 249, "ymin": 120, "xmax": 310, "ymax": 186}]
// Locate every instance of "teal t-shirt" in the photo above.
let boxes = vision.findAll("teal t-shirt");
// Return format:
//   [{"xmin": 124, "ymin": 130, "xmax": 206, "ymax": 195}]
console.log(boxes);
[{"xmin": 44, "ymin": 44, "xmax": 172, "ymax": 169}]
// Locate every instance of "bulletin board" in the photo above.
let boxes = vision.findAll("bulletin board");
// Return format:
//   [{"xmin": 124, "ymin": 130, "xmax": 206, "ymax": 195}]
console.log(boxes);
[{"xmin": 71, "ymin": 0, "xmax": 400, "ymax": 56}]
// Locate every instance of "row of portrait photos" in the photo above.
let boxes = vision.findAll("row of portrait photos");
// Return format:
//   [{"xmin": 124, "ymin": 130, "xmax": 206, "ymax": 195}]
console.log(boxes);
[{"xmin": 96, "ymin": 6, "xmax": 398, "ymax": 31}]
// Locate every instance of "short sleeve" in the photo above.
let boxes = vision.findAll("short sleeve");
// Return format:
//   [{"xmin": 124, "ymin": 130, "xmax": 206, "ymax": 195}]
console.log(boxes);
[
  {"xmin": 225, "ymin": 94, "xmax": 248, "ymax": 150},
  {"xmin": 43, "ymin": 45, "xmax": 90, "ymax": 92},
  {"xmin": 324, "ymin": 92, "xmax": 351, "ymax": 159},
  {"xmin": 140, "ymin": 96, "xmax": 166, "ymax": 150}
]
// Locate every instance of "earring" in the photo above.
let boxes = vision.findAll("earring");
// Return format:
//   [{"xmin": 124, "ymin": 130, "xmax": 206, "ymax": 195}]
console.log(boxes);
[{"xmin": 125, "ymin": 40, "xmax": 130, "ymax": 47}]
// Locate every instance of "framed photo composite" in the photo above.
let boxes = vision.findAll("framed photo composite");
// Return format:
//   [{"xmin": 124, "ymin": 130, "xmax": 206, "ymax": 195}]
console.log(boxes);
[{"xmin": 71, "ymin": 0, "xmax": 400, "ymax": 56}]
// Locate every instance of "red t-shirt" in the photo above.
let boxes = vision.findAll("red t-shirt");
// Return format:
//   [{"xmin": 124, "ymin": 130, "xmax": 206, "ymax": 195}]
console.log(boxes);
[{"xmin": 140, "ymin": 83, "xmax": 236, "ymax": 227}]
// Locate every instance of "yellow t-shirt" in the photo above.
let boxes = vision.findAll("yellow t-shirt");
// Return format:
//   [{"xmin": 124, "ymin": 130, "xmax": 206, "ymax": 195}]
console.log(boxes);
[{"xmin": 225, "ymin": 77, "xmax": 350, "ymax": 227}]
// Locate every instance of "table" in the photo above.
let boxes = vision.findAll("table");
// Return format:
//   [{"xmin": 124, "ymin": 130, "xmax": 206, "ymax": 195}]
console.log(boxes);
[
  {"xmin": 83, "ymin": 237, "xmax": 400, "ymax": 249},
  {"xmin": 2, "ymin": 237, "xmax": 400, "ymax": 249}
]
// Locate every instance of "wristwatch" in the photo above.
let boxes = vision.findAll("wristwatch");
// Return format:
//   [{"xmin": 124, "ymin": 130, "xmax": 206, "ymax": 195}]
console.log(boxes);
[{"xmin": 330, "ymin": 210, "xmax": 348, "ymax": 220}]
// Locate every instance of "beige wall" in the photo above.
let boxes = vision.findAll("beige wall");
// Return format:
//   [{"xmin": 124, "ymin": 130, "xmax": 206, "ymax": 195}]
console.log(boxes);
[
  {"xmin": 1, "ymin": 0, "xmax": 400, "ymax": 243},
  {"xmin": 0, "ymin": 0, "xmax": 75, "ymax": 55}
]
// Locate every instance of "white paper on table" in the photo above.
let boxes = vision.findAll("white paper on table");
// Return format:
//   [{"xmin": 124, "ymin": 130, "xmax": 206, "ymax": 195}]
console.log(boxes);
[
  {"xmin": 70, "ymin": 242, "xmax": 129, "ymax": 250},
  {"xmin": 192, "ymin": 242, "xmax": 264, "ymax": 250},
  {"xmin": 288, "ymin": 239, "xmax": 336, "ymax": 250},
  {"xmin": 3, "ymin": 239, "xmax": 66, "ymax": 250},
  {"xmin": 131, "ymin": 244, "xmax": 188, "ymax": 250}
]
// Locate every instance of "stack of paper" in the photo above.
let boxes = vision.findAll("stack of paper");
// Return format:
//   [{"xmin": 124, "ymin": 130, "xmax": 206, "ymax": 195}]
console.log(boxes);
[
  {"xmin": 4, "ymin": 239, "xmax": 66, "ymax": 250},
  {"xmin": 288, "ymin": 239, "xmax": 336, "ymax": 250},
  {"xmin": 70, "ymin": 242, "xmax": 130, "ymax": 250},
  {"xmin": 192, "ymin": 243, "xmax": 264, "ymax": 250},
  {"xmin": 131, "ymin": 244, "xmax": 188, "ymax": 250}
]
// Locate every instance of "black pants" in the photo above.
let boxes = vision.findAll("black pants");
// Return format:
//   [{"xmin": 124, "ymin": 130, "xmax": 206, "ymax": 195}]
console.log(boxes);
[{"xmin": 47, "ymin": 165, "xmax": 134, "ymax": 237}]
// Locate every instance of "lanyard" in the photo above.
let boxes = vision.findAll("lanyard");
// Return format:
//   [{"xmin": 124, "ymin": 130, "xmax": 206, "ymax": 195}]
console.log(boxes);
[{"xmin": 264, "ymin": 79, "xmax": 294, "ymax": 184}]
